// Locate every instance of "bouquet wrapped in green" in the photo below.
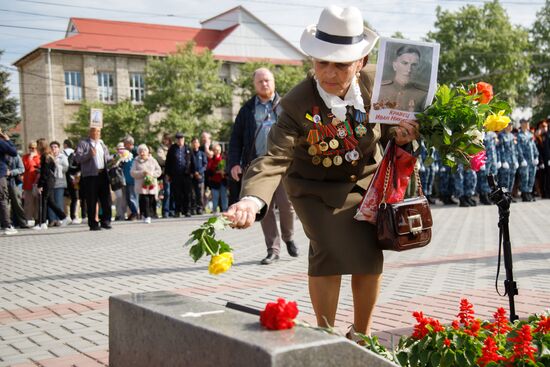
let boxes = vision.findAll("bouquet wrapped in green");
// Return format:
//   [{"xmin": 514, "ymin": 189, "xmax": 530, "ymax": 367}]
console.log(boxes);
[{"xmin": 416, "ymin": 82, "xmax": 512, "ymax": 170}]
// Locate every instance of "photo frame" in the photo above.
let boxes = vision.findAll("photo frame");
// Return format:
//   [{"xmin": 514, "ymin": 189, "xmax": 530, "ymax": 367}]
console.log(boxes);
[{"xmin": 369, "ymin": 38, "xmax": 440, "ymax": 124}]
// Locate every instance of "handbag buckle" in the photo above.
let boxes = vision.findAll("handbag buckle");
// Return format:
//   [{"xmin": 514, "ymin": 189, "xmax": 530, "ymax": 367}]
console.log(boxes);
[{"xmin": 408, "ymin": 214, "xmax": 423, "ymax": 235}]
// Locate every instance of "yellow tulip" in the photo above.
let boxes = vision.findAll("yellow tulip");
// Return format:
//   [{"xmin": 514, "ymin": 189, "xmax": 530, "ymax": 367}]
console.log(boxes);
[
  {"xmin": 208, "ymin": 252, "xmax": 233, "ymax": 275},
  {"xmin": 483, "ymin": 110, "xmax": 510, "ymax": 132}
]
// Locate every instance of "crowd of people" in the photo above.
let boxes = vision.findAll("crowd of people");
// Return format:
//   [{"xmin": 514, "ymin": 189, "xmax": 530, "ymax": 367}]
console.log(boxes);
[
  {"xmin": 420, "ymin": 118, "xmax": 550, "ymax": 207},
  {"xmin": 0, "ymin": 127, "xmax": 234, "ymax": 234}
]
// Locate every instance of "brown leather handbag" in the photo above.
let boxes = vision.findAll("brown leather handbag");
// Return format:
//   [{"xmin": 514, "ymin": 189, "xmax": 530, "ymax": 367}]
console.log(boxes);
[{"xmin": 377, "ymin": 159, "xmax": 433, "ymax": 251}]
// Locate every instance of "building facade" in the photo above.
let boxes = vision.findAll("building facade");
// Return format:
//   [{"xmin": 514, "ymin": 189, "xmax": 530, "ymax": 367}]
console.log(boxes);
[{"xmin": 14, "ymin": 6, "xmax": 305, "ymax": 146}]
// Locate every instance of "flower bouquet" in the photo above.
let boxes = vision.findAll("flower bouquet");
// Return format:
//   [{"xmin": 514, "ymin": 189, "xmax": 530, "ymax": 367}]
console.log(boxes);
[
  {"xmin": 184, "ymin": 216, "xmax": 234, "ymax": 275},
  {"xmin": 361, "ymin": 299, "xmax": 550, "ymax": 367},
  {"xmin": 143, "ymin": 175, "xmax": 156, "ymax": 190},
  {"xmin": 417, "ymin": 82, "xmax": 512, "ymax": 171}
]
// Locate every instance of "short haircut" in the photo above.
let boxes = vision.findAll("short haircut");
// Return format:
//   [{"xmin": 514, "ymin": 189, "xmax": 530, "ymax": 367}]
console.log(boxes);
[
  {"xmin": 395, "ymin": 45, "xmax": 421, "ymax": 59},
  {"xmin": 137, "ymin": 144, "xmax": 149, "ymax": 153},
  {"xmin": 124, "ymin": 135, "xmax": 134, "ymax": 145},
  {"xmin": 191, "ymin": 137, "xmax": 199, "ymax": 143},
  {"xmin": 50, "ymin": 140, "xmax": 60, "ymax": 148},
  {"xmin": 253, "ymin": 67, "xmax": 274, "ymax": 81},
  {"xmin": 63, "ymin": 139, "xmax": 73, "ymax": 148}
]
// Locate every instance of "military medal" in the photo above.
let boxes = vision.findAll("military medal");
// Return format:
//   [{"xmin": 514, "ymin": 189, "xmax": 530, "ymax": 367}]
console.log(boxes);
[
  {"xmin": 354, "ymin": 110, "xmax": 367, "ymax": 123},
  {"xmin": 319, "ymin": 141, "xmax": 329, "ymax": 152},
  {"xmin": 337, "ymin": 127, "xmax": 347, "ymax": 138},
  {"xmin": 313, "ymin": 114, "xmax": 322, "ymax": 124},
  {"xmin": 348, "ymin": 149, "xmax": 360, "ymax": 161},
  {"xmin": 322, "ymin": 157, "xmax": 332, "ymax": 168},
  {"xmin": 333, "ymin": 155, "xmax": 343, "ymax": 166},
  {"xmin": 312, "ymin": 156, "xmax": 321, "ymax": 165},
  {"xmin": 329, "ymin": 139, "xmax": 339, "ymax": 149},
  {"xmin": 354, "ymin": 124, "xmax": 367, "ymax": 137},
  {"xmin": 308, "ymin": 145, "xmax": 318, "ymax": 156}
]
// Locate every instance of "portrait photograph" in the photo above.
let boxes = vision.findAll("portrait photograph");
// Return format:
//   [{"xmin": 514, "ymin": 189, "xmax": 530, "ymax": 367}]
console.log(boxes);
[{"xmin": 369, "ymin": 38, "xmax": 440, "ymax": 124}]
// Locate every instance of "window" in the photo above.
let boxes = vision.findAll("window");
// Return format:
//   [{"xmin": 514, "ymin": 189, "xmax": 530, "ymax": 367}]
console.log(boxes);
[
  {"xmin": 64, "ymin": 71, "xmax": 82, "ymax": 101},
  {"xmin": 129, "ymin": 73, "xmax": 145, "ymax": 103},
  {"xmin": 97, "ymin": 72, "xmax": 114, "ymax": 102}
]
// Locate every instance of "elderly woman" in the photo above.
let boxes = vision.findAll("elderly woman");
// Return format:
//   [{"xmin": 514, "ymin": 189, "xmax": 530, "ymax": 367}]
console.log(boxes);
[
  {"xmin": 225, "ymin": 6, "xmax": 419, "ymax": 339},
  {"xmin": 130, "ymin": 144, "xmax": 161, "ymax": 224}
]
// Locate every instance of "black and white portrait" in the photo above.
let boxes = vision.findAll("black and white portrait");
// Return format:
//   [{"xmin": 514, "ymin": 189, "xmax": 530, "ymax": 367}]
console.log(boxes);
[{"xmin": 370, "ymin": 38, "xmax": 440, "ymax": 124}]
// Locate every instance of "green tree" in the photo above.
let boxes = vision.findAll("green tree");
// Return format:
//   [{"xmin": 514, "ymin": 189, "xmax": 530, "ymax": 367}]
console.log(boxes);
[
  {"xmin": 427, "ymin": 0, "xmax": 531, "ymax": 106},
  {"xmin": 530, "ymin": 0, "xmax": 550, "ymax": 122},
  {"xmin": 234, "ymin": 60, "xmax": 311, "ymax": 101},
  {"xmin": 0, "ymin": 51, "xmax": 19, "ymax": 132},
  {"xmin": 65, "ymin": 100, "xmax": 150, "ymax": 149},
  {"xmin": 144, "ymin": 42, "xmax": 232, "ymax": 138}
]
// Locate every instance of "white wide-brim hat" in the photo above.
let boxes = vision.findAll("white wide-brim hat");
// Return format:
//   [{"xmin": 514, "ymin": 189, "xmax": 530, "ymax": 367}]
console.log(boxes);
[{"xmin": 300, "ymin": 5, "xmax": 379, "ymax": 63}]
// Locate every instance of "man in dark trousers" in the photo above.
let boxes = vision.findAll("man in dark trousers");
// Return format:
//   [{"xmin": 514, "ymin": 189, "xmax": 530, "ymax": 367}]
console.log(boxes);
[
  {"xmin": 0, "ymin": 129, "xmax": 18, "ymax": 235},
  {"xmin": 190, "ymin": 137, "xmax": 207, "ymax": 215},
  {"xmin": 74, "ymin": 127, "xmax": 113, "ymax": 231},
  {"xmin": 228, "ymin": 67, "xmax": 299, "ymax": 265},
  {"xmin": 165, "ymin": 132, "xmax": 193, "ymax": 217}
]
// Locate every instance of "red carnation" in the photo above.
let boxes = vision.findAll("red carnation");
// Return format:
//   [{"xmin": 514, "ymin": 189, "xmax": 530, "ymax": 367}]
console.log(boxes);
[
  {"xmin": 260, "ymin": 298, "xmax": 299, "ymax": 330},
  {"xmin": 469, "ymin": 81, "xmax": 494, "ymax": 104}
]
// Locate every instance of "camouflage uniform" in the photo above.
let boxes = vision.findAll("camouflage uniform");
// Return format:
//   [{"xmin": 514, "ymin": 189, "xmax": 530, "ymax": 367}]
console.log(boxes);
[
  {"xmin": 497, "ymin": 130, "xmax": 518, "ymax": 193},
  {"xmin": 517, "ymin": 129, "xmax": 539, "ymax": 201},
  {"xmin": 419, "ymin": 142, "xmax": 438, "ymax": 204},
  {"xmin": 454, "ymin": 164, "xmax": 477, "ymax": 207},
  {"xmin": 438, "ymin": 162, "xmax": 457, "ymax": 205},
  {"xmin": 477, "ymin": 131, "xmax": 499, "ymax": 204},
  {"xmin": 378, "ymin": 80, "xmax": 428, "ymax": 112}
]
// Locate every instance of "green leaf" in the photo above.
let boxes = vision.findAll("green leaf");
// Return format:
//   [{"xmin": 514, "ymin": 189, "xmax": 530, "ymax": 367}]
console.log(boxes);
[
  {"xmin": 456, "ymin": 352, "xmax": 468, "ymax": 366},
  {"xmin": 430, "ymin": 352, "xmax": 442, "ymax": 366},
  {"xmin": 419, "ymin": 349, "xmax": 430, "ymax": 365},
  {"xmin": 218, "ymin": 240, "xmax": 233, "ymax": 254},
  {"xmin": 440, "ymin": 349, "xmax": 456, "ymax": 367},
  {"xmin": 189, "ymin": 244, "xmax": 204, "ymax": 262},
  {"xmin": 205, "ymin": 235, "xmax": 220, "ymax": 254}
]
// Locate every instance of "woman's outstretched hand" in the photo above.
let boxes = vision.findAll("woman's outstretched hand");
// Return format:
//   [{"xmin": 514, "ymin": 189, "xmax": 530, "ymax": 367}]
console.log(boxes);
[
  {"xmin": 394, "ymin": 119, "xmax": 420, "ymax": 146},
  {"xmin": 224, "ymin": 199, "xmax": 259, "ymax": 229}
]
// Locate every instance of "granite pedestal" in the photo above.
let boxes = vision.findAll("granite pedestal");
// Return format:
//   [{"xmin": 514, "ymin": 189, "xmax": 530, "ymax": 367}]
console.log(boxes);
[{"xmin": 109, "ymin": 291, "xmax": 398, "ymax": 367}]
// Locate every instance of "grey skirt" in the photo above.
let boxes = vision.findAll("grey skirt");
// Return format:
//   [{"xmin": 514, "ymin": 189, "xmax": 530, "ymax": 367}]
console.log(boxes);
[{"xmin": 288, "ymin": 189, "xmax": 384, "ymax": 276}]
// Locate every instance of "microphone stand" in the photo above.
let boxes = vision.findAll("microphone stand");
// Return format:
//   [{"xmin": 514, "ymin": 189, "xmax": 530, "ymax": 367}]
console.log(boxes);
[{"xmin": 487, "ymin": 174, "xmax": 519, "ymax": 322}]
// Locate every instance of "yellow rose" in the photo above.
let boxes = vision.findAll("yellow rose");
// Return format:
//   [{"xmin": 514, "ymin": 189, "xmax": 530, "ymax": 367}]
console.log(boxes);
[
  {"xmin": 483, "ymin": 110, "xmax": 510, "ymax": 132},
  {"xmin": 208, "ymin": 252, "xmax": 233, "ymax": 275}
]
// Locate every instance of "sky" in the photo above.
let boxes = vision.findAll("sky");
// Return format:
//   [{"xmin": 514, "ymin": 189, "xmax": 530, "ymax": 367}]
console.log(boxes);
[{"xmin": 0, "ymin": 0, "xmax": 545, "ymax": 111}]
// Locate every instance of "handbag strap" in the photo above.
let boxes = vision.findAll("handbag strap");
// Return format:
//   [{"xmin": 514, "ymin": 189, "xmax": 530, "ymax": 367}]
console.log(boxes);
[{"xmin": 380, "ymin": 141, "xmax": 424, "ymax": 204}]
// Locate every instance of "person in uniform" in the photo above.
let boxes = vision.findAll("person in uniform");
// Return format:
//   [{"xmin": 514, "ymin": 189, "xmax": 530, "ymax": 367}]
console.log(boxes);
[
  {"xmin": 477, "ymin": 131, "xmax": 500, "ymax": 205},
  {"xmin": 224, "ymin": 6, "xmax": 419, "ymax": 338},
  {"xmin": 454, "ymin": 165, "xmax": 477, "ymax": 207},
  {"xmin": 419, "ymin": 142, "xmax": 438, "ymax": 204},
  {"xmin": 497, "ymin": 123, "xmax": 519, "ymax": 197},
  {"xmin": 517, "ymin": 119, "xmax": 539, "ymax": 201},
  {"xmin": 378, "ymin": 45, "xmax": 428, "ymax": 112}
]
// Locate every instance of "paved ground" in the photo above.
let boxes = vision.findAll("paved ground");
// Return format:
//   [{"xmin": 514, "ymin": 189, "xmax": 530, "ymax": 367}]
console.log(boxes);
[{"xmin": 1, "ymin": 199, "xmax": 549, "ymax": 366}]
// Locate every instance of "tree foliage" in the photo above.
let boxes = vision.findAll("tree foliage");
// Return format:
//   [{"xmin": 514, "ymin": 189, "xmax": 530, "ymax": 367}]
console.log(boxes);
[
  {"xmin": 427, "ymin": 1, "xmax": 531, "ymax": 107},
  {"xmin": 144, "ymin": 42, "xmax": 232, "ymax": 138},
  {"xmin": 0, "ymin": 50, "xmax": 19, "ymax": 132},
  {"xmin": 530, "ymin": 0, "xmax": 550, "ymax": 122},
  {"xmin": 65, "ymin": 100, "xmax": 150, "ymax": 149},
  {"xmin": 234, "ymin": 60, "xmax": 311, "ymax": 101}
]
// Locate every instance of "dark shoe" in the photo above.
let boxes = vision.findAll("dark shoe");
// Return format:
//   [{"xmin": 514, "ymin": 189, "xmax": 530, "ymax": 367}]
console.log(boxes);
[
  {"xmin": 442, "ymin": 195, "xmax": 458, "ymax": 205},
  {"xmin": 174, "ymin": 213, "xmax": 181, "ymax": 218},
  {"xmin": 285, "ymin": 240, "xmax": 299, "ymax": 257},
  {"xmin": 530, "ymin": 193, "xmax": 536, "ymax": 202},
  {"xmin": 196, "ymin": 208, "xmax": 203, "ymax": 215},
  {"xmin": 261, "ymin": 253, "xmax": 279, "ymax": 265},
  {"xmin": 90, "ymin": 226, "xmax": 101, "ymax": 231},
  {"xmin": 126, "ymin": 213, "xmax": 137, "ymax": 221},
  {"xmin": 101, "ymin": 222, "xmax": 112, "ymax": 229},
  {"xmin": 479, "ymin": 193, "xmax": 491, "ymax": 205},
  {"xmin": 466, "ymin": 196, "xmax": 477, "ymax": 206},
  {"xmin": 521, "ymin": 193, "xmax": 530, "ymax": 202},
  {"xmin": 459, "ymin": 196, "xmax": 470, "ymax": 207},
  {"xmin": 184, "ymin": 212, "xmax": 192, "ymax": 218},
  {"xmin": 426, "ymin": 195, "xmax": 436, "ymax": 205}
]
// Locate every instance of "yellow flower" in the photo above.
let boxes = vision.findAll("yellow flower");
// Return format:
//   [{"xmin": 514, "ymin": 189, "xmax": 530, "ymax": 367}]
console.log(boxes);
[
  {"xmin": 208, "ymin": 252, "xmax": 233, "ymax": 275},
  {"xmin": 483, "ymin": 110, "xmax": 510, "ymax": 132}
]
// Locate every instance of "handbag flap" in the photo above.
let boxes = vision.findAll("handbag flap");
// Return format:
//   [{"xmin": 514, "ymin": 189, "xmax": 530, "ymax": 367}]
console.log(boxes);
[{"xmin": 390, "ymin": 197, "xmax": 433, "ymax": 235}]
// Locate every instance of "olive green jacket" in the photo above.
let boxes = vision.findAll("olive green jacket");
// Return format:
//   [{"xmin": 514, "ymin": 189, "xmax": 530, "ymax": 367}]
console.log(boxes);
[{"xmin": 241, "ymin": 64, "xmax": 395, "ymax": 212}]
